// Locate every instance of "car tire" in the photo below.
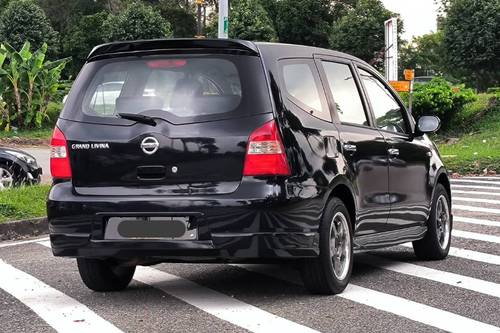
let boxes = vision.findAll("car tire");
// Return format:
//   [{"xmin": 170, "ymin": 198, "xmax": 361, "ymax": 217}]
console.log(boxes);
[
  {"xmin": 412, "ymin": 183, "xmax": 452, "ymax": 260},
  {"xmin": 0, "ymin": 163, "xmax": 15, "ymax": 189},
  {"xmin": 300, "ymin": 197, "xmax": 353, "ymax": 295},
  {"xmin": 77, "ymin": 258, "xmax": 136, "ymax": 292}
]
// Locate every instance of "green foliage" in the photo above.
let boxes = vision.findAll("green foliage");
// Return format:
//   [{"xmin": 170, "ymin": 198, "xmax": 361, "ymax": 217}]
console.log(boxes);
[
  {"xmin": 206, "ymin": 0, "xmax": 277, "ymax": 42},
  {"xmin": 0, "ymin": 41, "xmax": 70, "ymax": 130},
  {"xmin": 0, "ymin": 0, "xmax": 59, "ymax": 57},
  {"xmin": 273, "ymin": 0, "xmax": 334, "ymax": 47},
  {"xmin": 403, "ymin": 78, "xmax": 476, "ymax": 128},
  {"xmin": 329, "ymin": 0, "xmax": 402, "ymax": 68},
  {"xmin": 0, "ymin": 185, "xmax": 50, "ymax": 223},
  {"xmin": 63, "ymin": 12, "xmax": 109, "ymax": 77},
  {"xmin": 400, "ymin": 31, "xmax": 446, "ymax": 77},
  {"xmin": 442, "ymin": 0, "xmax": 500, "ymax": 91},
  {"xmin": 102, "ymin": 1, "xmax": 172, "ymax": 42},
  {"xmin": 157, "ymin": 0, "xmax": 196, "ymax": 38}
]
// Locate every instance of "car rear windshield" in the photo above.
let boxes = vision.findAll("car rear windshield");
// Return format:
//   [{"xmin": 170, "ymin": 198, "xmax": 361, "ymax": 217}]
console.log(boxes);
[{"xmin": 61, "ymin": 54, "xmax": 272, "ymax": 125}]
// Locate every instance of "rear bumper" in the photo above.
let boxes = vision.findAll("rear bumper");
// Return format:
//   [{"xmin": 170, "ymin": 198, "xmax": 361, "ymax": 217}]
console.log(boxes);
[{"xmin": 47, "ymin": 181, "xmax": 324, "ymax": 261}]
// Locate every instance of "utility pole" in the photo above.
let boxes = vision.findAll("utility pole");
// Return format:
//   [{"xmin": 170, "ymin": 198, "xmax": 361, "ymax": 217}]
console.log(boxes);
[
  {"xmin": 196, "ymin": 0, "xmax": 204, "ymax": 38},
  {"xmin": 218, "ymin": 0, "xmax": 228, "ymax": 39}
]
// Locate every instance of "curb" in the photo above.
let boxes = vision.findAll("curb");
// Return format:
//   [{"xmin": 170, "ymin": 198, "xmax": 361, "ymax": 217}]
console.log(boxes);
[{"xmin": 0, "ymin": 217, "xmax": 48, "ymax": 241}]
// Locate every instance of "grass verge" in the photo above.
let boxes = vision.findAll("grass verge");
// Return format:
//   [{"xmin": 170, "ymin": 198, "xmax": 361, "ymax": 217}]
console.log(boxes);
[
  {"xmin": 0, "ymin": 185, "xmax": 50, "ymax": 223},
  {"xmin": 436, "ymin": 93, "xmax": 499, "ymax": 174}
]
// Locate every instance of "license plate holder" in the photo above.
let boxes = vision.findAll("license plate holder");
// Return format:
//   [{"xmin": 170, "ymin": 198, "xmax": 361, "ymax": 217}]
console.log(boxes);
[{"xmin": 104, "ymin": 217, "xmax": 197, "ymax": 240}]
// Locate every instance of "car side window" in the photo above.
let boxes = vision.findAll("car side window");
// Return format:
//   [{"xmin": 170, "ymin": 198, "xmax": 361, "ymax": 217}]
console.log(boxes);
[
  {"xmin": 358, "ymin": 68, "xmax": 408, "ymax": 134},
  {"xmin": 321, "ymin": 61, "xmax": 368, "ymax": 126},
  {"xmin": 281, "ymin": 60, "xmax": 331, "ymax": 122}
]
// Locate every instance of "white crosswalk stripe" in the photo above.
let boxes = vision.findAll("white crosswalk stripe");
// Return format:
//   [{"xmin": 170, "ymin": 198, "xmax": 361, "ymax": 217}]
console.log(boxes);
[
  {"xmin": 0, "ymin": 259, "xmax": 123, "ymax": 333},
  {"xmin": 462, "ymin": 176, "xmax": 500, "ymax": 180},
  {"xmin": 234, "ymin": 264, "xmax": 500, "ymax": 333},
  {"xmin": 452, "ymin": 184, "xmax": 500, "ymax": 191},
  {"xmin": 454, "ymin": 215, "xmax": 500, "ymax": 227},
  {"xmin": 0, "ymin": 236, "xmax": 49, "ymax": 248},
  {"xmin": 453, "ymin": 229, "xmax": 500, "ymax": 243},
  {"xmin": 402, "ymin": 243, "xmax": 500, "ymax": 265},
  {"xmin": 453, "ymin": 189, "xmax": 500, "ymax": 197},
  {"xmin": 451, "ymin": 179, "xmax": 500, "ymax": 185},
  {"xmin": 454, "ymin": 197, "xmax": 500, "ymax": 205},
  {"xmin": 358, "ymin": 254, "xmax": 500, "ymax": 298},
  {"xmin": 454, "ymin": 204, "xmax": 500, "ymax": 215}
]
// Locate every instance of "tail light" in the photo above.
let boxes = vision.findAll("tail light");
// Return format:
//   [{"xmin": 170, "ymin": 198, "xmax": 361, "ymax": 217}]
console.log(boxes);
[
  {"xmin": 50, "ymin": 127, "xmax": 72, "ymax": 179},
  {"xmin": 243, "ymin": 120, "xmax": 291, "ymax": 176}
]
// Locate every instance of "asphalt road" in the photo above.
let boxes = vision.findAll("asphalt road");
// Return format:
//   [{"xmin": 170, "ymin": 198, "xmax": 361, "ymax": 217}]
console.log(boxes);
[{"xmin": 0, "ymin": 176, "xmax": 499, "ymax": 333}]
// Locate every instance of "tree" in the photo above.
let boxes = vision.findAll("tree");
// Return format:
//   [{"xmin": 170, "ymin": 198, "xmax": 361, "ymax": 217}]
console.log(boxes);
[
  {"xmin": 442, "ymin": 0, "xmax": 500, "ymax": 91},
  {"xmin": 329, "ymin": 0, "xmax": 402, "ymax": 68},
  {"xmin": 63, "ymin": 12, "xmax": 109, "ymax": 77},
  {"xmin": 400, "ymin": 31, "xmax": 446, "ymax": 77},
  {"xmin": 157, "ymin": 0, "xmax": 196, "ymax": 38},
  {"xmin": 206, "ymin": 0, "xmax": 277, "ymax": 42},
  {"xmin": 0, "ymin": 0, "xmax": 59, "ymax": 57},
  {"xmin": 273, "ymin": 0, "xmax": 334, "ymax": 48},
  {"xmin": 102, "ymin": 1, "xmax": 172, "ymax": 42}
]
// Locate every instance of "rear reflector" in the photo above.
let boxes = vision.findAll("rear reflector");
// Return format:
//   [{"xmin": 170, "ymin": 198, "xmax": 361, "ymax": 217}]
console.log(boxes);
[
  {"xmin": 50, "ymin": 127, "xmax": 72, "ymax": 179},
  {"xmin": 243, "ymin": 120, "xmax": 291, "ymax": 176}
]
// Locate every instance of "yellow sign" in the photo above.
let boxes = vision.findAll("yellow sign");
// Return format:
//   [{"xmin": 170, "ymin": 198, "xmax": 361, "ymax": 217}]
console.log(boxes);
[
  {"xmin": 404, "ymin": 69, "xmax": 415, "ymax": 81},
  {"xmin": 390, "ymin": 81, "xmax": 411, "ymax": 92}
]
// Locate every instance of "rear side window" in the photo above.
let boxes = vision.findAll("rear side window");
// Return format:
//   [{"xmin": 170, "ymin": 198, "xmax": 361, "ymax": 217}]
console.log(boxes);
[
  {"xmin": 321, "ymin": 61, "xmax": 368, "ymax": 126},
  {"xmin": 281, "ymin": 60, "xmax": 331, "ymax": 121},
  {"xmin": 62, "ymin": 55, "xmax": 271, "ymax": 125}
]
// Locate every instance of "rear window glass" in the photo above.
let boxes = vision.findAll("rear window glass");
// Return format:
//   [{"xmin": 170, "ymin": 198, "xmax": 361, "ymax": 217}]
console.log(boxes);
[{"xmin": 62, "ymin": 55, "xmax": 271, "ymax": 125}]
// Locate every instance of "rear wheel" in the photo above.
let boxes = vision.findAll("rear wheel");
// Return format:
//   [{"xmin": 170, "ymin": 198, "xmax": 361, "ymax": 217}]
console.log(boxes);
[
  {"xmin": 301, "ymin": 198, "xmax": 353, "ymax": 294},
  {"xmin": 77, "ymin": 258, "xmax": 136, "ymax": 292},
  {"xmin": 412, "ymin": 184, "xmax": 452, "ymax": 260}
]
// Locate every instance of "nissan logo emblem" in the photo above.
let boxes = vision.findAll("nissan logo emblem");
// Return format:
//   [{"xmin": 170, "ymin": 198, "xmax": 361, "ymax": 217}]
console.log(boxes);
[{"xmin": 141, "ymin": 137, "xmax": 159, "ymax": 155}]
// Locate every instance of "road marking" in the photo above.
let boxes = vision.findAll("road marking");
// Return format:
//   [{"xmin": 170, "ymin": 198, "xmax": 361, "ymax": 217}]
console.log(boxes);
[
  {"xmin": 402, "ymin": 243, "xmax": 500, "ymax": 265},
  {"xmin": 234, "ymin": 264, "xmax": 500, "ymax": 333},
  {"xmin": 453, "ymin": 230, "xmax": 500, "ymax": 244},
  {"xmin": 358, "ymin": 255, "xmax": 500, "ymax": 298},
  {"xmin": 452, "ymin": 184, "xmax": 500, "ymax": 191},
  {"xmin": 454, "ymin": 204, "xmax": 500, "ymax": 215},
  {"xmin": 0, "ymin": 259, "xmax": 123, "ymax": 333},
  {"xmin": 454, "ymin": 197, "xmax": 500, "ymax": 205},
  {"xmin": 452, "ymin": 189, "xmax": 500, "ymax": 197},
  {"xmin": 133, "ymin": 266, "xmax": 321, "ymax": 333},
  {"xmin": 454, "ymin": 216, "xmax": 500, "ymax": 227},
  {"xmin": 0, "ymin": 236, "xmax": 49, "ymax": 249},
  {"xmin": 461, "ymin": 176, "xmax": 500, "ymax": 180},
  {"xmin": 38, "ymin": 240, "xmax": 51, "ymax": 248},
  {"xmin": 451, "ymin": 179, "xmax": 500, "ymax": 186}
]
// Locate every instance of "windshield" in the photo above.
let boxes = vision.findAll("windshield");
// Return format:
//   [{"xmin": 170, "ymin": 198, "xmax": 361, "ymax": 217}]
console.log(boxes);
[{"xmin": 62, "ymin": 54, "xmax": 271, "ymax": 125}]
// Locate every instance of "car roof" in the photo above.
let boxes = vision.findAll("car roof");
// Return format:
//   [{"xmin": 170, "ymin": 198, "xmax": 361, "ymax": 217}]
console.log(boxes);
[{"xmin": 87, "ymin": 38, "xmax": 369, "ymax": 66}]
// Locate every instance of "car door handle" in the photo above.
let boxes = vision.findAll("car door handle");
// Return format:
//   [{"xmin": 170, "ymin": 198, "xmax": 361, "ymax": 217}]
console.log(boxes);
[
  {"xmin": 343, "ymin": 144, "xmax": 357, "ymax": 153},
  {"xmin": 388, "ymin": 148, "xmax": 399, "ymax": 156}
]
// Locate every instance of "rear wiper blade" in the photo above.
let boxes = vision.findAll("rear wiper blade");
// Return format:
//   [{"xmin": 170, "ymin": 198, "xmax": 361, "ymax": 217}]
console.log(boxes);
[{"xmin": 118, "ymin": 113, "xmax": 157, "ymax": 126}]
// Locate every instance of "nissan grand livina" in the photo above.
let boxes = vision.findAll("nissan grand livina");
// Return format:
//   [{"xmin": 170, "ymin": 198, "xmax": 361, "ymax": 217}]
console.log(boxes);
[{"xmin": 47, "ymin": 39, "xmax": 452, "ymax": 295}]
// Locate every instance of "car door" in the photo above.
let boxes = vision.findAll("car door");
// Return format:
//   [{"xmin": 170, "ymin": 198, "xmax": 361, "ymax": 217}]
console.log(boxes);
[
  {"xmin": 356, "ymin": 66, "xmax": 432, "ymax": 231},
  {"xmin": 316, "ymin": 56, "xmax": 391, "ymax": 241}
]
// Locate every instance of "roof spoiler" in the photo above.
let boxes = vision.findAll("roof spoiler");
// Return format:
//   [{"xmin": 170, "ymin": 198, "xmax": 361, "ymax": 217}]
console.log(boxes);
[{"xmin": 87, "ymin": 38, "xmax": 259, "ymax": 60}]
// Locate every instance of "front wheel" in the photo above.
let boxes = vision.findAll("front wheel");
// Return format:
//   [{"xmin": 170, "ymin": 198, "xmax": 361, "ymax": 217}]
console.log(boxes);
[
  {"xmin": 412, "ymin": 183, "xmax": 452, "ymax": 260},
  {"xmin": 77, "ymin": 258, "xmax": 136, "ymax": 292},
  {"xmin": 300, "ymin": 198, "xmax": 353, "ymax": 295}
]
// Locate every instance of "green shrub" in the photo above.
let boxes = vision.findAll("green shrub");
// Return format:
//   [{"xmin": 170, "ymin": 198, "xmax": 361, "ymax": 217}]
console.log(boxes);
[
  {"xmin": 405, "ymin": 78, "xmax": 476, "ymax": 129},
  {"xmin": 0, "ymin": 41, "xmax": 70, "ymax": 130},
  {"xmin": 102, "ymin": 2, "xmax": 172, "ymax": 42}
]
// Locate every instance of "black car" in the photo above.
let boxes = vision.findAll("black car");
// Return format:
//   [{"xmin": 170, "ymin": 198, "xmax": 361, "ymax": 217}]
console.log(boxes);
[
  {"xmin": 0, "ymin": 147, "xmax": 42, "ymax": 189},
  {"xmin": 47, "ymin": 39, "xmax": 452, "ymax": 295}
]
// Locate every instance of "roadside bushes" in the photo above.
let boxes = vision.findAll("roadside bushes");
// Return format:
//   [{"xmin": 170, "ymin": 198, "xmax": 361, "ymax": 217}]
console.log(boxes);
[
  {"xmin": 403, "ymin": 78, "xmax": 476, "ymax": 129},
  {"xmin": 0, "ymin": 42, "xmax": 69, "ymax": 131}
]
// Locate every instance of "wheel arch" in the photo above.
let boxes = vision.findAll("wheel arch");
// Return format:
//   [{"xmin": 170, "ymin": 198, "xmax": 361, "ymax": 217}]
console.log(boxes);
[
  {"xmin": 435, "ymin": 168, "xmax": 451, "ymax": 202},
  {"xmin": 326, "ymin": 176, "xmax": 357, "ymax": 229}
]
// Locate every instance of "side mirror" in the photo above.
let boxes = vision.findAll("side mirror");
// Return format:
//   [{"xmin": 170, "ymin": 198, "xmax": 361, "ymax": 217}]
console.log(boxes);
[{"xmin": 417, "ymin": 115, "xmax": 441, "ymax": 134}]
